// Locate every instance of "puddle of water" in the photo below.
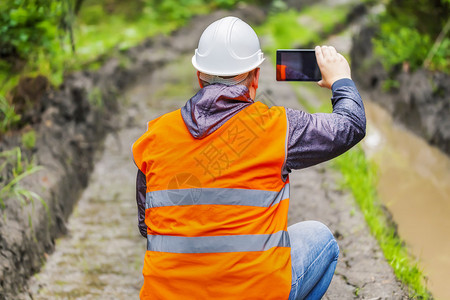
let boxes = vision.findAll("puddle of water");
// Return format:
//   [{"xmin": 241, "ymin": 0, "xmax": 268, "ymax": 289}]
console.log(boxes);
[{"xmin": 362, "ymin": 100, "xmax": 450, "ymax": 300}]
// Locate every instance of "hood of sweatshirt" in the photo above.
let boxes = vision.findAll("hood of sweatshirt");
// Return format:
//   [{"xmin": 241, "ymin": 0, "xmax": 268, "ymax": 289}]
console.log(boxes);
[{"xmin": 180, "ymin": 84, "xmax": 254, "ymax": 139}]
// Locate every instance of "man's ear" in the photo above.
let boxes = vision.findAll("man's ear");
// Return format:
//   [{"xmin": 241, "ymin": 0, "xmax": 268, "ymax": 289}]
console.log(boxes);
[
  {"xmin": 197, "ymin": 71, "xmax": 204, "ymax": 88},
  {"xmin": 252, "ymin": 68, "xmax": 260, "ymax": 90}
]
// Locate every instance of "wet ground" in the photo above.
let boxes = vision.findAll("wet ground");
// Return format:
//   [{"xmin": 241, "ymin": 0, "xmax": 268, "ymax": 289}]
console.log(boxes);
[
  {"xmin": 362, "ymin": 100, "xmax": 450, "ymax": 300},
  {"xmin": 19, "ymin": 51, "xmax": 408, "ymax": 299}
]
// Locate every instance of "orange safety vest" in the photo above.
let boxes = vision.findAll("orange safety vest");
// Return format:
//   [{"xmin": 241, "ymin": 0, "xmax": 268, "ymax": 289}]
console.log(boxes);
[{"xmin": 132, "ymin": 101, "xmax": 292, "ymax": 299}]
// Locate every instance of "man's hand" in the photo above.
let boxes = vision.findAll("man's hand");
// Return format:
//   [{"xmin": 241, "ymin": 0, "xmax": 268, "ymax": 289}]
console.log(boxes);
[{"xmin": 315, "ymin": 45, "xmax": 351, "ymax": 89}]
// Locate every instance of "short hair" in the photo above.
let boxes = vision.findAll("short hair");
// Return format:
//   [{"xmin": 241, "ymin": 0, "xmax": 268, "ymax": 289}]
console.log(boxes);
[{"xmin": 200, "ymin": 69, "xmax": 256, "ymax": 88}]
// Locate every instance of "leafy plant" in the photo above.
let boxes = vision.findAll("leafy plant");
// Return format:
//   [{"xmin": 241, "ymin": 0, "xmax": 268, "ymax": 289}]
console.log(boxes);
[
  {"xmin": 373, "ymin": 23, "xmax": 431, "ymax": 72},
  {"xmin": 0, "ymin": 0, "xmax": 251, "ymax": 97},
  {"xmin": 0, "ymin": 0, "xmax": 75, "ymax": 95},
  {"xmin": 426, "ymin": 36, "xmax": 450, "ymax": 72},
  {"xmin": 0, "ymin": 147, "xmax": 46, "ymax": 213},
  {"xmin": 0, "ymin": 0, "xmax": 68, "ymax": 62},
  {"xmin": 372, "ymin": 0, "xmax": 449, "ymax": 73},
  {"xmin": 0, "ymin": 95, "xmax": 21, "ymax": 135}
]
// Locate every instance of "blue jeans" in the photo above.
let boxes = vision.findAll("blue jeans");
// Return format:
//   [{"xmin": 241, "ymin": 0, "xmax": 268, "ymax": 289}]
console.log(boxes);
[{"xmin": 288, "ymin": 221, "xmax": 340, "ymax": 300}]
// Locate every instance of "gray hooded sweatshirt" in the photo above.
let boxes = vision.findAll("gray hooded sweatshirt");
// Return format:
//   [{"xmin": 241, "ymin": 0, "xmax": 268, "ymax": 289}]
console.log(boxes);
[{"xmin": 135, "ymin": 78, "xmax": 366, "ymax": 237}]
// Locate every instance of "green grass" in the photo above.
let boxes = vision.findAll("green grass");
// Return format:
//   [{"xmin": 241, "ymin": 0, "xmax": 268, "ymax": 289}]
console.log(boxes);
[
  {"xmin": 255, "ymin": 4, "xmax": 350, "ymax": 59},
  {"xmin": 0, "ymin": 147, "xmax": 48, "ymax": 219},
  {"xmin": 0, "ymin": 95, "xmax": 21, "ymax": 135},
  {"xmin": 21, "ymin": 129, "xmax": 36, "ymax": 150},
  {"xmin": 300, "ymin": 4, "xmax": 349, "ymax": 33},
  {"xmin": 292, "ymin": 83, "xmax": 333, "ymax": 113},
  {"xmin": 332, "ymin": 147, "xmax": 430, "ymax": 299}
]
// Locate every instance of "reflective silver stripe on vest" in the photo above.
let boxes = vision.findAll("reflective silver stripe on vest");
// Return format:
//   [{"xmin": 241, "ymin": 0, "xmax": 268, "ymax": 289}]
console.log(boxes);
[
  {"xmin": 147, "ymin": 230, "xmax": 290, "ymax": 253},
  {"xmin": 145, "ymin": 184, "xmax": 289, "ymax": 209}
]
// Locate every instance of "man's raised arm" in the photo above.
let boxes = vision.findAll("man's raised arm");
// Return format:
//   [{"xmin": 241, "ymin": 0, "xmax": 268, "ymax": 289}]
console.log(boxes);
[{"xmin": 284, "ymin": 46, "xmax": 366, "ymax": 171}]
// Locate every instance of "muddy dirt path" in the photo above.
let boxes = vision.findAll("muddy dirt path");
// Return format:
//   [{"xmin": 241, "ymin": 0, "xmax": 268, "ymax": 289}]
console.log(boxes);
[{"xmin": 17, "ymin": 50, "xmax": 408, "ymax": 299}]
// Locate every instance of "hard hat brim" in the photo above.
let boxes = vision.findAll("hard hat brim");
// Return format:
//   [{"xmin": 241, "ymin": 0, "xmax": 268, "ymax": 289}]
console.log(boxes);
[{"xmin": 192, "ymin": 54, "xmax": 265, "ymax": 77}]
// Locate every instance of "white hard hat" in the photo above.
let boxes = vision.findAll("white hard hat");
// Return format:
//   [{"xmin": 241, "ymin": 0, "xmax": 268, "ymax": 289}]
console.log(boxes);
[{"xmin": 192, "ymin": 16, "xmax": 265, "ymax": 76}]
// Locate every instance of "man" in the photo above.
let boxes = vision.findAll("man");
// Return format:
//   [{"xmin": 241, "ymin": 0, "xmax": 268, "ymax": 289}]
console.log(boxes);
[{"xmin": 133, "ymin": 16, "xmax": 365, "ymax": 299}]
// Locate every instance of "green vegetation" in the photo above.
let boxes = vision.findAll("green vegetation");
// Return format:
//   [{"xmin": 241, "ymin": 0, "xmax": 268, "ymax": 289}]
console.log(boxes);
[
  {"xmin": 256, "ymin": 4, "xmax": 349, "ymax": 58},
  {"xmin": 0, "ymin": 147, "xmax": 46, "ymax": 213},
  {"xmin": 0, "ymin": 1, "xmax": 67, "ymax": 61},
  {"xmin": 372, "ymin": 0, "xmax": 450, "ymax": 73},
  {"xmin": 333, "ymin": 147, "xmax": 430, "ymax": 299},
  {"xmin": 381, "ymin": 78, "xmax": 400, "ymax": 92},
  {"xmin": 0, "ymin": 0, "xmax": 261, "ymax": 91},
  {"xmin": 87, "ymin": 87, "xmax": 103, "ymax": 108},
  {"xmin": 0, "ymin": 0, "xmax": 70, "ymax": 93},
  {"xmin": 0, "ymin": 0, "xmax": 270, "ymax": 135},
  {"xmin": 21, "ymin": 129, "xmax": 36, "ymax": 150},
  {"xmin": 0, "ymin": 95, "xmax": 21, "ymax": 134}
]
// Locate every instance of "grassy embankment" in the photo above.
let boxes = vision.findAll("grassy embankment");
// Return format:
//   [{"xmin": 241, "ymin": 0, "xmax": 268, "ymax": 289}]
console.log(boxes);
[{"xmin": 256, "ymin": 3, "xmax": 430, "ymax": 299}]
